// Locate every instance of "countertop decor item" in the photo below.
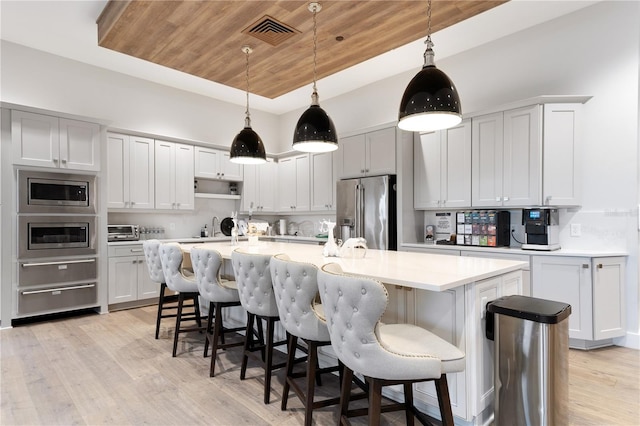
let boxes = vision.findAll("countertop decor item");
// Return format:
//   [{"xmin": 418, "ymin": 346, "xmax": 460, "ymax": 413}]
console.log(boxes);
[
  {"xmin": 220, "ymin": 217, "xmax": 234, "ymax": 236},
  {"xmin": 292, "ymin": 2, "xmax": 338, "ymax": 154},
  {"xmin": 229, "ymin": 46, "xmax": 266, "ymax": 164},
  {"xmin": 397, "ymin": 0, "xmax": 462, "ymax": 132}
]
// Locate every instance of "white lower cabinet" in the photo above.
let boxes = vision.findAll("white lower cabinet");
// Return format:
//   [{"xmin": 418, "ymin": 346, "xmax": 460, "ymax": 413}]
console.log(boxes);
[
  {"xmin": 382, "ymin": 270, "xmax": 523, "ymax": 423},
  {"xmin": 108, "ymin": 245, "xmax": 158, "ymax": 305},
  {"xmin": 531, "ymin": 256, "xmax": 626, "ymax": 344}
]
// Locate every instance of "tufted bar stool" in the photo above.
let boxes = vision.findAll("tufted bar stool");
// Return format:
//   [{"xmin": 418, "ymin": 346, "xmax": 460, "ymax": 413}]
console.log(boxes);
[
  {"xmin": 142, "ymin": 239, "xmax": 180, "ymax": 339},
  {"xmin": 159, "ymin": 242, "xmax": 205, "ymax": 357},
  {"xmin": 270, "ymin": 254, "xmax": 342, "ymax": 426},
  {"xmin": 190, "ymin": 247, "xmax": 245, "ymax": 377},
  {"xmin": 231, "ymin": 249, "xmax": 288, "ymax": 404},
  {"xmin": 317, "ymin": 263, "xmax": 466, "ymax": 426}
]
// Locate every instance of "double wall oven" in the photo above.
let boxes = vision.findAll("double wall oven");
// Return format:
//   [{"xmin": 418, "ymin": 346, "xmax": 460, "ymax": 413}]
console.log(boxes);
[{"xmin": 17, "ymin": 170, "xmax": 98, "ymax": 317}]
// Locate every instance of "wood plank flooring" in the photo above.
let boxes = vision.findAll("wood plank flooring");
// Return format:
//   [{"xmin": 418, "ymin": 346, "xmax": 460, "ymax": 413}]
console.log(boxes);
[{"xmin": 1, "ymin": 306, "xmax": 639, "ymax": 425}]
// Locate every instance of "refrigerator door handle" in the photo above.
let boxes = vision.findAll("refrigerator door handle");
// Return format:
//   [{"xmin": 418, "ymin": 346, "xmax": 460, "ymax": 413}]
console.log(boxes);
[{"xmin": 355, "ymin": 184, "xmax": 364, "ymax": 238}]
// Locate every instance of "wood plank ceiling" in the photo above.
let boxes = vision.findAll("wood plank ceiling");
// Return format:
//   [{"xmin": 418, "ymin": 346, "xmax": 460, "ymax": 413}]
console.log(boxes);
[{"xmin": 97, "ymin": 1, "xmax": 506, "ymax": 99}]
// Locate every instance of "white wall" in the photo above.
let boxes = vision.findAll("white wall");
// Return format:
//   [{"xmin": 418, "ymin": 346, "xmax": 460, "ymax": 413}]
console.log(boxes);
[{"xmin": 0, "ymin": 41, "xmax": 282, "ymax": 154}]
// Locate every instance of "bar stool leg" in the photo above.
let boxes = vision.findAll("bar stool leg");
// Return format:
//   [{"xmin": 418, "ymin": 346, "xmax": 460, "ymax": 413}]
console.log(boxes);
[
  {"xmin": 404, "ymin": 383, "xmax": 415, "ymax": 426},
  {"xmin": 172, "ymin": 293, "xmax": 185, "ymax": 357},
  {"xmin": 209, "ymin": 302, "xmax": 224, "ymax": 377},
  {"xmin": 203, "ymin": 301, "xmax": 215, "ymax": 357},
  {"xmin": 264, "ymin": 317, "xmax": 276, "ymax": 404},
  {"xmin": 281, "ymin": 333, "xmax": 297, "ymax": 411},
  {"xmin": 435, "ymin": 375, "xmax": 454, "ymax": 426},
  {"xmin": 155, "ymin": 283, "xmax": 167, "ymax": 339},
  {"xmin": 304, "ymin": 341, "xmax": 319, "ymax": 426},
  {"xmin": 368, "ymin": 378, "xmax": 383, "ymax": 426},
  {"xmin": 339, "ymin": 367, "xmax": 353, "ymax": 424},
  {"xmin": 240, "ymin": 312, "xmax": 255, "ymax": 381}
]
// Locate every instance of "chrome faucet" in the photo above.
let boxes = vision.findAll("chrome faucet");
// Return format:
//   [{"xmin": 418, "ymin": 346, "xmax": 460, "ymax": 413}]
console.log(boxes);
[{"xmin": 212, "ymin": 216, "xmax": 220, "ymax": 237}]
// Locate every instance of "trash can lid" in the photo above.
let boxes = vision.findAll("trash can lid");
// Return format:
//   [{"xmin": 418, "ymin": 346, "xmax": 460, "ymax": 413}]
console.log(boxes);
[{"xmin": 486, "ymin": 295, "xmax": 571, "ymax": 324}]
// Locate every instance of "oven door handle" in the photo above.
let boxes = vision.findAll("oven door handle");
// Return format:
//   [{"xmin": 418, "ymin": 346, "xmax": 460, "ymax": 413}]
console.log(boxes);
[
  {"xmin": 21, "ymin": 259, "xmax": 96, "ymax": 267},
  {"xmin": 21, "ymin": 283, "xmax": 96, "ymax": 295}
]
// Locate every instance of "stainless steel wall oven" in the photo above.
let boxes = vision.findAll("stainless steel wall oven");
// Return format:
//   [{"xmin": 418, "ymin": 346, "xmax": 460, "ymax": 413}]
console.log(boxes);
[
  {"xmin": 18, "ymin": 169, "xmax": 96, "ymax": 214},
  {"xmin": 16, "ymin": 169, "xmax": 99, "ymax": 318}
]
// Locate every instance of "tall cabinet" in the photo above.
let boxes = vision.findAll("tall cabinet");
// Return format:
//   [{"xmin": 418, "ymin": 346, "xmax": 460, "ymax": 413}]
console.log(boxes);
[
  {"xmin": 339, "ymin": 127, "xmax": 396, "ymax": 179},
  {"xmin": 277, "ymin": 154, "xmax": 310, "ymax": 212},
  {"xmin": 242, "ymin": 159, "xmax": 277, "ymax": 213}
]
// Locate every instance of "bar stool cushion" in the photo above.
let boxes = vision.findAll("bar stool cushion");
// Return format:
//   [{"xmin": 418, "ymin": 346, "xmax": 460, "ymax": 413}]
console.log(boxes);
[
  {"xmin": 232, "ymin": 250, "xmax": 279, "ymax": 317},
  {"xmin": 318, "ymin": 263, "xmax": 464, "ymax": 381}
]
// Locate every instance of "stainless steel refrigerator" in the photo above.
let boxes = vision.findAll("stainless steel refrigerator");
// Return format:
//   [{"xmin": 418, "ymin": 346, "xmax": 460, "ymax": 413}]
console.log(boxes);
[{"xmin": 336, "ymin": 175, "xmax": 397, "ymax": 250}]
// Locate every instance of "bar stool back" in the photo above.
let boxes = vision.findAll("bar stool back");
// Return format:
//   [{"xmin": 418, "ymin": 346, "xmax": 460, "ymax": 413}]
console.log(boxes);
[
  {"xmin": 190, "ymin": 247, "xmax": 244, "ymax": 377},
  {"xmin": 159, "ymin": 242, "xmax": 204, "ymax": 357},
  {"xmin": 318, "ymin": 263, "xmax": 465, "ymax": 426},
  {"xmin": 143, "ymin": 239, "xmax": 178, "ymax": 339},
  {"xmin": 231, "ymin": 249, "xmax": 287, "ymax": 404},
  {"xmin": 270, "ymin": 254, "xmax": 341, "ymax": 426}
]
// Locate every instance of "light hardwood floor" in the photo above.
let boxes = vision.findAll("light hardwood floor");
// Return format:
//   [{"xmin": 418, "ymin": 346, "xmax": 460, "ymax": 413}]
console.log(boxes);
[{"xmin": 1, "ymin": 306, "xmax": 639, "ymax": 425}]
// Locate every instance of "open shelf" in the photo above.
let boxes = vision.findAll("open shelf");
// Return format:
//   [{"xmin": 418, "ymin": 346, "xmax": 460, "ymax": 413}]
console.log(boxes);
[{"xmin": 195, "ymin": 193, "xmax": 241, "ymax": 200}]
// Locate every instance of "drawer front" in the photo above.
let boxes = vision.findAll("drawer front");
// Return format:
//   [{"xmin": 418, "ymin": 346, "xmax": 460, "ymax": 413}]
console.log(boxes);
[
  {"xmin": 109, "ymin": 245, "xmax": 145, "ymax": 257},
  {"xmin": 19, "ymin": 258, "xmax": 97, "ymax": 287},
  {"xmin": 18, "ymin": 283, "xmax": 97, "ymax": 316}
]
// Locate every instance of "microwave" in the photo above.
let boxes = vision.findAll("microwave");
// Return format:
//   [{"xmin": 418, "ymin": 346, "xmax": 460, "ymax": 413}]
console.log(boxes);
[
  {"xmin": 18, "ymin": 215, "xmax": 97, "ymax": 259},
  {"xmin": 18, "ymin": 170, "xmax": 96, "ymax": 214}
]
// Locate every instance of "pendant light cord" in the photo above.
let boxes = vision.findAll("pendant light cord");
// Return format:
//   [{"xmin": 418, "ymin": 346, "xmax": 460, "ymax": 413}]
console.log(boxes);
[
  {"xmin": 312, "ymin": 4, "xmax": 318, "ymax": 95},
  {"xmin": 423, "ymin": 0, "xmax": 435, "ymax": 67},
  {"xmin": 243, "ymin": 46, "xmax": 251, "ymax": 127}
]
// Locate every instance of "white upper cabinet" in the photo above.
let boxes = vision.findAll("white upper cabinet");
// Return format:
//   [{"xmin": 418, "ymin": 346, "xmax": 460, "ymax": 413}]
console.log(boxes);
[
  {"xmin": 155, "ymin": 140, "xmax": 194, "ymax": 210},
  {"xmin": 194, "ymin": 146, "xmax": 243, "ymax": 182},
  {"xmin": 107, "ymin": 133, "xmax": 155, "ymax": 210},
  {"xmin": 310, "ymin": 151, "xmax": 336, "ymax": 211},
  {"xmin": 340, "ymin": 127, "xmax": 396, "ymax": 179},
  {"xmin": 12, "ymin": 110, "xmax": 100, "ymax": 171},
  {"xmin": 472, "ymin": 105, "xmax": 541, "ymax": 207},
  {"xmin": 472, "ymin": 101, "xmax": 584, "ymax": 208},
  {"xmin": 414, "ymin": 119, "xmax": 471, "ymax": 209},
  {"xmin": 542, "ymin": 104, "xmax": 582, "ymax": 206},
  {"xmin": 242, "ymin": 158, "xmax": 277, "ymax": 213},
  {"xmin": 278, "ymin": 154, "xmax": 310, "ymax": 212}
]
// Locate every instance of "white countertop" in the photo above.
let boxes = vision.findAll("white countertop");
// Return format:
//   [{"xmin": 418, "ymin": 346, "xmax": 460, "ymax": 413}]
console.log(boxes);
[
  {"xmin": 181, "ymin": 241, "xmax": 528, "ymax": 292},
  {"xmin": 402, "ymin": 243, "xmax": 628, "ymax": 257}
]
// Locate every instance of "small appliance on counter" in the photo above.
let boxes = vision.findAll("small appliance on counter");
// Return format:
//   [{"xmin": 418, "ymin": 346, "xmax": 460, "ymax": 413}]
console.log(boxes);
[
  {"xmin": 522, "ymin": 208, "xmax": 560, "ymax": 251},
  {"xmin": 107, "ymin": 224, "xmax": 139, "ymax": 242},
  {"xmin": 455, "ymin": 210, "xmax": 510, "ymax": 247}
]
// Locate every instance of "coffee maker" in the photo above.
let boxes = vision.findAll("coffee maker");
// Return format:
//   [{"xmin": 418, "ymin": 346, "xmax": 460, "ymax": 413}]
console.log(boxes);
[{"xmin": 522, "ymin": 208, "xmax": 560, "ymax": 251}]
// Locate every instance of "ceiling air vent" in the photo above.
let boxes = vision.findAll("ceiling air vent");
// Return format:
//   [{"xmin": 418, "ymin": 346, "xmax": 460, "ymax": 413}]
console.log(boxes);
[{"xmin": 243, "ymin": 15, "xmax": 300, "ymax": 46}]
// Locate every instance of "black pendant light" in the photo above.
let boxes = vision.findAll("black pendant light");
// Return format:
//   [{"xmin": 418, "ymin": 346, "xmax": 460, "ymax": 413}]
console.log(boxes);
[
  {"xmin": 230, "ymin": 46, "xmax": 267, "ymax": 165},
  {"xmin": 398, "ymin": 0, "xmax": 462, "ymax": 132},
  {"xmin": 292, "ymin": 2, "xmax": 338, "ymax": 153}
]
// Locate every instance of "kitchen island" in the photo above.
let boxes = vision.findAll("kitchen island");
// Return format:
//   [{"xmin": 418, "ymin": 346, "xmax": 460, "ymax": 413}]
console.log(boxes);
[{"xmin": 182, "ymin": 240, "xmax": 527, "ymax": 425}]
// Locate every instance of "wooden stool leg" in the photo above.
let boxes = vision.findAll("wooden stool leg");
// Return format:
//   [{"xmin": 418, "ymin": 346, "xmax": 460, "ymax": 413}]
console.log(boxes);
[
  {"xmin": 404, "ymin": 383, "xmax": 415, "ymax": 426},
  {"xmin": 209, "ymin": 302, "xmax": 224, "ymax": 377},
  {"xmin": 240, "ymin": 312, "xmax": 255, "ymax": 380},
  {"xmin": 155, "ymin": 283, "xmax": 167, "ymax": 339},
  {"xmin": 194, "ymin": 295, "xmax": 202, "ymax": 328},
  {"xmin": 368, "ymin": 378, "xmax": 382, "ymax": 426},
  {"xmin": 172, "ymin": 293, "xmax": 185, "ymax": 357},
  {"xmin": 435, "ymin": 374, "xmax": 454, "ymax": 426},
  {"xmin": 339, "ymin": 366, "xmax": 353, "ymax": 422},
  {"xmin": 203, "ymin": 301, "xmax": 215, "ymax": 357},
  {"xmin": 304, "ymin": 341, "xmax": 319, "ymax": 426},
  {"xmin": 263, "ymin": 317, "xmax": 276, "ymax": 404},
  {"xmin": 281, "ymin": 333, "xmax": 297, "ymax": 411}
]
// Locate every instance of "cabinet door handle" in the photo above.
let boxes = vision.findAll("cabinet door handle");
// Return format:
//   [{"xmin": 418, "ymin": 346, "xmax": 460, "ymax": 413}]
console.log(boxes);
[
  {"xmin": 597, "ymin": 263, "xmax": 603, "ymax": 269},
  {"xmin": 503, "ymin": 196, "xmax": 509, "ymax": 201},
  {"xmin": 495, "ymin": 197, "xmax": 501, "ymax": 202},
  {"xmin": 130, "ymin": 249, "xmax": 143, "ymax": 253},
  {"xmin": 582, "ymin": 264, "xmax": 589, "ymax": 269},
  {"xmin": 130, "ymin": 201, "xmax": 135, "ymax": 206}
]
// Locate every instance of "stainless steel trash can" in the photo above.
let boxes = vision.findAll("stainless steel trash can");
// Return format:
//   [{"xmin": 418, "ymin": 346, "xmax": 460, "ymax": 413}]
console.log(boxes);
[{"xmin": 486, "ymin": 295, "xmax": 571, "ymax": 426}]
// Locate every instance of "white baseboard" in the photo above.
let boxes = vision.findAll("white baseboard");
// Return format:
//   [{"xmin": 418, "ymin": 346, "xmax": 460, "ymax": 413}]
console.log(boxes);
[{"xmin": 615, "ymin": 331, "xmax": 640, "ymax": 350}]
